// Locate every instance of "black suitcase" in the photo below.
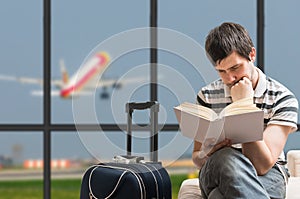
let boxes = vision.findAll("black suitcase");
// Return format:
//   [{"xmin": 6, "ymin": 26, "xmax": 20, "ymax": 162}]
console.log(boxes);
[{"xmin": 80, "ymin": 101, "xmax": 172, "ymax": 199}]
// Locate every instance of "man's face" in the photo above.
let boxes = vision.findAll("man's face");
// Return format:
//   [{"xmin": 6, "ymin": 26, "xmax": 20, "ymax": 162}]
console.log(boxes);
[{"xmin": 214, "ymin": 51, "xmax": 256, "ymax": 88}]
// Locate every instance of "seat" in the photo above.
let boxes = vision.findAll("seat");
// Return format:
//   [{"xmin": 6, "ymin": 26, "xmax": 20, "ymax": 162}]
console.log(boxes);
[{"xmin": 178, "ymin": 150, "xmax": 300, "ymax": 199}]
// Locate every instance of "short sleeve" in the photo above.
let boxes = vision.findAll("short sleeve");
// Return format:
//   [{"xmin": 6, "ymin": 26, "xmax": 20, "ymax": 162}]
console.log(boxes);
[{"xmin": 269, "ymin": 92, "xmax": 298, "ymax": 132}]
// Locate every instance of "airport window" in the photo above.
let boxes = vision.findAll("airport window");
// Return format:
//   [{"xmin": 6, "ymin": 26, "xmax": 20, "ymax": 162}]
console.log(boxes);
[
  {"xmin": 50, "ymin": 132, "xmax": 92, "ymax": 198},
  {"xmin": 0, "ymin": 1, "xmax": 299, "ymax": 199},
  {"xmin": 0, "ymin": 132, "xmax": 43, "ymax": 198},
  {"xmin": 157, "ymin": 0, "xmax": 256, "ymax": 124},
  {"xmin": 0, "ymin": 1, "xmax": 43, "ymax": 124},
  {"xmin": 265, "ymin": 0, "xmax": 300, "ymax": 124},
  {"xmin": 51, "ymin": 0, "xmax": 150, "ymax": 124},
  {"xmin": 265, "ymin": 0, "xmax": 300, "ymax": 152}
]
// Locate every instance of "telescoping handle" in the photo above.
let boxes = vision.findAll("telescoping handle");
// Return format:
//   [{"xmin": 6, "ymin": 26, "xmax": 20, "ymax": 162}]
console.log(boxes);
[{"xmin": 125, "ymin": 101, "xmax": 159, "ymax": 162}]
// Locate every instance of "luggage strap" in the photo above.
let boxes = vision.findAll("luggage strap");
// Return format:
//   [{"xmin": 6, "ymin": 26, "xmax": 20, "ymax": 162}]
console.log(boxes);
[{"xmin": 88, "ymin": 164, "xmax": 144, "ymax": 199}]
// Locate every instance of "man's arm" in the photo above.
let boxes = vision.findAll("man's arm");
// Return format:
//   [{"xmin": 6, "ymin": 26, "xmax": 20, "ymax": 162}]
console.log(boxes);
[
  {"xmin": 231, "ymin": 76, "xmax": 296, "ymax": 175},
  {"xmin": 242, "ymin": 124, "xmax": 292, "ymax": 175},
  {"xmin": 192, "ymin": 141, "xmax": 207, "ymax": 169}
]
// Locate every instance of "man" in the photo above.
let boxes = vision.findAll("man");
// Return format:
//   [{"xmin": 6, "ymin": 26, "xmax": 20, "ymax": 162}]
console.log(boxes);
[{"xmin": 192, "ymin": 22, "xmax": 298, "ymax": 198}]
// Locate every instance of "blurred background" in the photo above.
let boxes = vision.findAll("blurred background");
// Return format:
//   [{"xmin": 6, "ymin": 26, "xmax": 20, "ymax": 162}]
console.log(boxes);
[{"xmin": 0, "ymin": 0, "xmax": 299, "ymax": 198}]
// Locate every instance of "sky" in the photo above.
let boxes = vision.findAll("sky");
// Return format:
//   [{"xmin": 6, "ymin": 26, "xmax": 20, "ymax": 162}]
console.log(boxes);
[{"xmin": 0, "ymin": 0, "xmax": 300, "ymax": 164}]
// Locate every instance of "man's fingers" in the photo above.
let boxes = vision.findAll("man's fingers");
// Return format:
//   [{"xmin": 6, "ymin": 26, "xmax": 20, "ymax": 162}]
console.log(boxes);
[
  {"xmin": 203, "ymin": 138, "xmax": 216, "ymax": 147},
  {"xmin": 214, "ymin": 139, "xmax": 231, "ymax": 150},
  {"xmin": 203, "ymin": 139, "xmax": 231, "ymax": 156}
]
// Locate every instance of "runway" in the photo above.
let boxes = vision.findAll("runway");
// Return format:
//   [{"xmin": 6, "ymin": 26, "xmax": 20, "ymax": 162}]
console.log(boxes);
[
  {"xmin": 0, "ymin": 158, "xmax": 196, "ymax": 181},
  {"xmin": 0, "ymin": 166, "xmax": 195, "ymax": 181},
  {"xmin": 0, "ymin": 168, "xmax": 86, "ymax": 181}
]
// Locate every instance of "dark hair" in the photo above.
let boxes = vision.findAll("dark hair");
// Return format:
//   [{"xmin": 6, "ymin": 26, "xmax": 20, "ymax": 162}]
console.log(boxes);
[{"xmin": 205, "ymin": 22, "xmax": 254, "ymax": 65}]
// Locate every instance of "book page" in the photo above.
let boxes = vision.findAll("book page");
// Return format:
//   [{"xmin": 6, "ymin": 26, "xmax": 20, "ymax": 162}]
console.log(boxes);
[
  {"xmin": 174, "ymin": 107, "xmax": 224, "ymax": 143},
  {"xmin": 176, "ymin": 102, "xmax": 218, "ymax": 121},
  {"xmin": 221, "ymin": 98, "xmax": 260, "ymax": 117}
]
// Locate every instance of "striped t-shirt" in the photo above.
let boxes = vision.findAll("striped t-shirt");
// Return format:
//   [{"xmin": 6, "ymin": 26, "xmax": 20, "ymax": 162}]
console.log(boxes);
[{"xmin": 197, "ymin": 67, "xmax": 298, "ymax": 132}]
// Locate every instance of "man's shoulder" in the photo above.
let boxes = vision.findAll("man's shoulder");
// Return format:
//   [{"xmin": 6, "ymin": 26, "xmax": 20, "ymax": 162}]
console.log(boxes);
[
  {"xmin": 264, "ymin": 75, "xmax": 298, "ymax": 112},
  {"xmin": 266, "ymin": 76, "xmax": 296, "ymax": 97},
  {"xmin": 264, "ymin": 76, "xmax": 298, "ymax": 131},
  {"xmin": 201, "ymin": 79, "xmax": 224, "ymax": 92}
]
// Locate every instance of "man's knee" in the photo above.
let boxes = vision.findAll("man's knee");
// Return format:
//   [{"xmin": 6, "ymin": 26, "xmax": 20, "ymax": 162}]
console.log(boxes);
[
  {"xmin": 201, "ymin": 147, "xmax": 255, "ymax": 181},
  {"xmin": 210, "ymin": 147, "xmax": 251, "ymax": 168},
  {"xmin": 212, "ymin": 147, "xmax": 238, "ymax": 160},
  {"xmin": 178, "ymin": 178, "xmax": 203, "ymax": 199}
]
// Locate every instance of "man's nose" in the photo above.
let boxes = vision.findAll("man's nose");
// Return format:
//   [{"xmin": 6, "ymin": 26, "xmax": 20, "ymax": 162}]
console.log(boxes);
[{"xmin": 225, "ymin": 72, "xmax": 237, "ymax": 83}]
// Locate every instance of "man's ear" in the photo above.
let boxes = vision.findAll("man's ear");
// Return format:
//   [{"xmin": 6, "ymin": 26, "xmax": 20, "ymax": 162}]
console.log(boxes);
[{"xmin": 249, "ymin": 47, "xmax": 256, "ymax": 62}]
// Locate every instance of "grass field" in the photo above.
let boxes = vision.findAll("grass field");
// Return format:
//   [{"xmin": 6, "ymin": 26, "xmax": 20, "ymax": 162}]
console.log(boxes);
[{"xmin": 0, "ymin": 174, "xmax": 189, "ymax": 199}]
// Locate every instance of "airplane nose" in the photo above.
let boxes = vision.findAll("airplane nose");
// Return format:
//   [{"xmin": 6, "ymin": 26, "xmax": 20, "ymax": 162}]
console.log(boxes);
[
  {"xmin": 60, "ymin": 88, "xmax": 72, "ymax": 98},
  {"xmin": 97, "ymin": 52, "xmax": 110, "ymax": 65}
]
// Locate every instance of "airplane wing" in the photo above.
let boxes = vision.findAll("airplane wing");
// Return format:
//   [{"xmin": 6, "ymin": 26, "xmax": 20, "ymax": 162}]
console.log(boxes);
[
  {"xmin": 0, "ymin": 74, "xmax": 63, "ymax": 87},
  {"xmin": 31, "ymin": 90, "xmax": 94, "ymax": 97},
  {"xmin": 0, "ymin": 74, "xmax": 147, "ymax": 96},
  {"xmin": 96, "ymin": 76, "xmax": 148, "ymax": 88},
  {"xmin": 0, "ymin": 74, "xmax": 43, "ymax": 85}
]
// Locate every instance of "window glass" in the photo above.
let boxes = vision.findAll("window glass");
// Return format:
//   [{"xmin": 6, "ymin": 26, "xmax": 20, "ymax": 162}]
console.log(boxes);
[
  {"xmin": 0, "ymin": 1, "xmax": 43, "ymax": 123},
  {"xmin": 52, "ymin": 1, "xmax": 150, "ymax": 124},
  {"xmin": 0, "ymin": 132, "xmax": 43, "ymax": 198},
  {"xmin": 52, "ymin": 131, "xmax": 193, "ymax": 165},
  {"xmin": 265, "ymin": 0, "xmax": 300, "ymax": 124},
  {"xmin": 51, "ymin": 131, "xmax": 92, "ymax": 198},
  {"xmin": 285, "ymin": 132, "xmax": 300, "ymax": 153},
  {"xmin": 265, "ymin": 0, "xmax": 300, "ymax": 153},
  {"xmin": 52, "ymin": 130, "xmax": 139, "ymax": 164},
  {"xmin": 158, "ymin": 0, "xmax": 256, "ymax": 123},
  {"xmin": 52, "ymin": 132, "xmax": 93, "ymax": 162}
]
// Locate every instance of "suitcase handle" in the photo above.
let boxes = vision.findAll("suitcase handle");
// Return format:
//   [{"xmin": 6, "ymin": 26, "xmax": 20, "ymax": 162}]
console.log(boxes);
[
  {"xmin": 125, "ymin": 101, "xmax": 159, "ymax": 162},
  {"xmin": 126, "ymin": 101, "xmax": 159, "ymax": 113},
  {"xmin": 113, "ymin": 155, "xmax": 145, "ymax": 164}
]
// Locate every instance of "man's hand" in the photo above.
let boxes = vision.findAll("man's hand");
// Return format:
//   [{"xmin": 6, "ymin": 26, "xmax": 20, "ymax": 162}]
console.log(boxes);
[
  {"xmin": 199, "ymin": 138, "xmax": 232, "ymax": 158},
  {"xmin": 231, "ymin": 77, "xmax": 254, "ymax": 102},
  {"xmin": 193, "ymin": 139, "xmax": 232, "ymax": 169}
]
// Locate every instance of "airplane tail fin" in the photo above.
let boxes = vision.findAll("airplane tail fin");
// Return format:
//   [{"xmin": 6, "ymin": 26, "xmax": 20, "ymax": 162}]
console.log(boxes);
[{"xmin": 59, "ymin": 59, "xmax": 69, "ymax": 85}]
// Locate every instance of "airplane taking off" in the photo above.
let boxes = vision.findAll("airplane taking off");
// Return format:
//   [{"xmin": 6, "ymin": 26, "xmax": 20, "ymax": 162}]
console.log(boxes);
[
  {"xmin": 59, "ymin": 52, "xmax": 111, "ymax": 98},
  {"xmin": 0, "ymin": 52, "xmax": 145, "ymax": 99}
]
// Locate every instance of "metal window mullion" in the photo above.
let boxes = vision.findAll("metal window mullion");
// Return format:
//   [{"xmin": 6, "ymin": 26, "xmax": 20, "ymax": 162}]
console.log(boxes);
[
  {"xmin": 43, "ymin": 0, "xmax": 51, "ymax": 199},
  {"xmin": 257, "ymin": 0, "xmax": 264, "ymax": 72},
  {"xmin": 150, "ymin": 0, "xmax": 158, "ymax": 162},
  {"xmin": 150, "ymin": 0, "xmax": 158, "ymax": 102}
]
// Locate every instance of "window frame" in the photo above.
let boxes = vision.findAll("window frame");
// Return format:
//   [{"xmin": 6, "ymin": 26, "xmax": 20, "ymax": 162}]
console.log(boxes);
[{"xmin": 1, "ymin": 1, "xmax": 299, "ymax": 199}]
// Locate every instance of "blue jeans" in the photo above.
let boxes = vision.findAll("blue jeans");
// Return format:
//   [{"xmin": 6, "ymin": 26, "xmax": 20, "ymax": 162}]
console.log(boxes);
[{"xmin": 199, "ymin": 147, "xmax": 286, "ymax": 199}]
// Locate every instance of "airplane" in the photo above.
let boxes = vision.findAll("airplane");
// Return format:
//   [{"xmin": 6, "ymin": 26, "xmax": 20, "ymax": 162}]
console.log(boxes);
[{"xmin": 0, "ymin": 52, "xmax": 146, "ymax": 99}]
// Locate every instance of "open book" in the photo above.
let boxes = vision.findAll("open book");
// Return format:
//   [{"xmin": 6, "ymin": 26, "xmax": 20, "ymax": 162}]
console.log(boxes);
[{"xmin": 174, "ymin": 98, "xmax": 264, "ymax": 144}]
